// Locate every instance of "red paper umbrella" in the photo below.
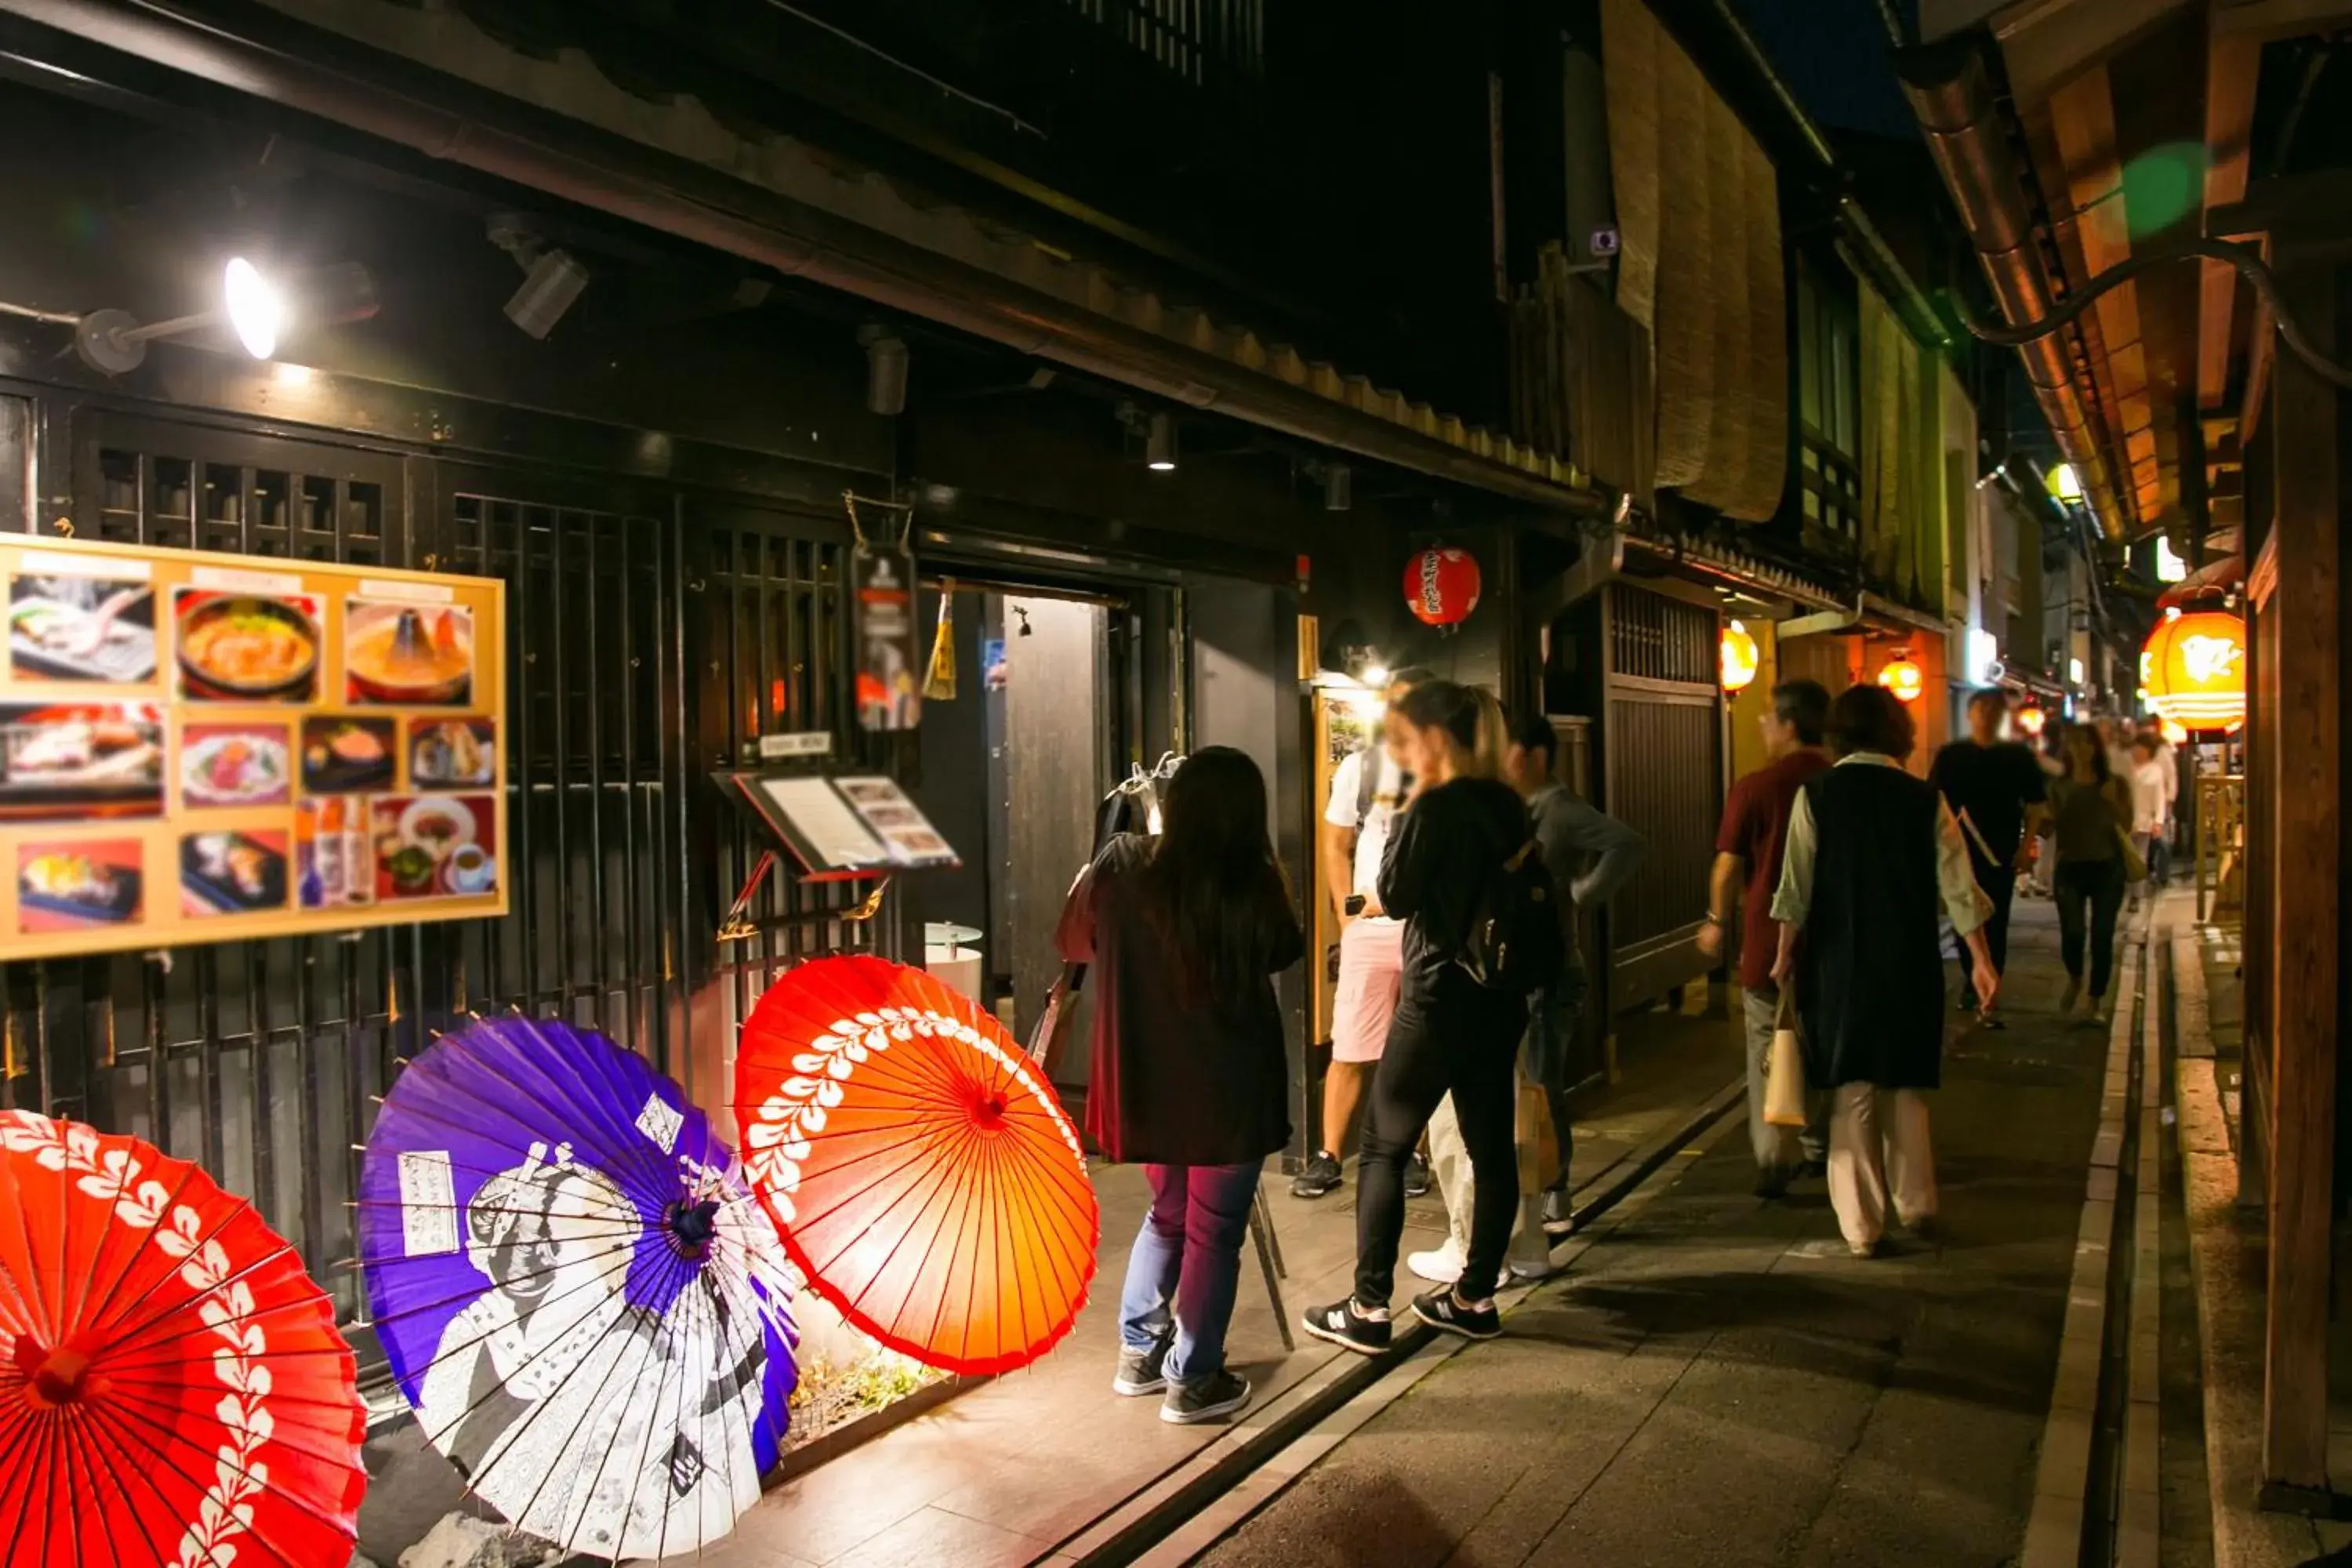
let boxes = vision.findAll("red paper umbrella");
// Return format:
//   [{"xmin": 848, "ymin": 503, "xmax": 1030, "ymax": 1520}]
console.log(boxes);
[
  {"xmin": 0, "ymin": 1110, "xmax": 365, "ymax": 1568},
  {"xmin": 736, "ymin": 956, "xmax": 1099, "ymax": 1375}
]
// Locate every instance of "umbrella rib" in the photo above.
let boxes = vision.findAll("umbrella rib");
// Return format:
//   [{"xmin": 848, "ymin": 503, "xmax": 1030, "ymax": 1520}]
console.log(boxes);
[
  {"xmin": 78, "ymin": 1394, "xmax": 296, "ymax": 1568},
  {"xmin": 60, "ymin": 1140, "xmax": 201, "ymax": 1354},
  {"xmin": 58, "ymin": 1407, "xmax": 169, "ymax": 1568},
  {"xmin": 510, "ymin": 1245, "xmax": 684, "ymax": 1558},
  {"xmin": 0, "ymin": 1162, "xmax": 47, "ymax": 1338},
  {"xmin": 901, "ymin": 1118, "xmax": 987, "ymax": 1367},
  {"xmin": 378, "ymin": 1048, "xmax": 676, "ymax": 1208},
  {"xmin": 488, "ymin": 1016, "xmax": 683, "ymax": 1197}
]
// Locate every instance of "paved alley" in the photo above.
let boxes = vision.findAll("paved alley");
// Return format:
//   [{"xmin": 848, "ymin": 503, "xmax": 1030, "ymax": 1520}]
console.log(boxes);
[{"xmin": 1192, "ymin": 896, "xmax": 2110, "ymax": 1568}]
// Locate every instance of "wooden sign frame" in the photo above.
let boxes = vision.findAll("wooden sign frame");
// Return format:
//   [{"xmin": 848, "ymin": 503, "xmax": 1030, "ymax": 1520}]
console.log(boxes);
[{"xmin": 0, "ymin": 532, "xmax": 508, "ymax": 960}]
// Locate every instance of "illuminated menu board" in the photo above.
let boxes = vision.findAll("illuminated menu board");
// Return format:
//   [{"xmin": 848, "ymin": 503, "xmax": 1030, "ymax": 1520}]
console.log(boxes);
[{"xmin": 0, "ymin": 534, "xmax": 506, "ymax": 960}]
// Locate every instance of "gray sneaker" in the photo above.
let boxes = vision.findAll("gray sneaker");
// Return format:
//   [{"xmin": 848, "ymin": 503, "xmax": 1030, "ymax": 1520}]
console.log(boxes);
[
  {"xmin": 1112, "ymin": 1338, "xmax": 1170, "ymax": 1396},
  {"xmin": 1160, "ymin": 1369, "xmax": 1252, "ymax": 1425}
]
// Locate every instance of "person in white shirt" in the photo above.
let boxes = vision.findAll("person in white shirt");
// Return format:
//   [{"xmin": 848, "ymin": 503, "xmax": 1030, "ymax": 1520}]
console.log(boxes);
[
  {"xmin": 2126, "ymin": 735, "xmax": 2169, "ymax": 909},
  {"xmin": 1293, "ymin": 668, "xmax": 1436, "ymax": 1200}
]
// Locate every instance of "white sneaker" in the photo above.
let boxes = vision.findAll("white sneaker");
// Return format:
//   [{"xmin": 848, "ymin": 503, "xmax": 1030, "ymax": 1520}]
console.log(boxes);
[
  {"xmin": 1406, "ymin": 1242, "xmax": 1465, "ymax": 1284},
  {"xmin": 1507, "ymin": 1255, "xmax": 1563, "ymax": 1284}
]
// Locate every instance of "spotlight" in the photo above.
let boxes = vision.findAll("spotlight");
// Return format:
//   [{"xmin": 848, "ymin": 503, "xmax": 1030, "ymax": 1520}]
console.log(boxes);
[
  {"xmin": 860, "ymin": 325, "xmax": 909, "ymax": 416},
  {"xmin": 1324, "ymin": 463, "xmax": 1352, "ymax": 511},
  {"xmin": 1146, "ymin": 412, "xmax": 1177, "ymax": 472},
  {"xmin": 489, "ymin": 216, "xmax": 589, "ymax": 339},
  {"xmin": 506, "ymin": 251, "xmax": 589, "ymax": 339}
]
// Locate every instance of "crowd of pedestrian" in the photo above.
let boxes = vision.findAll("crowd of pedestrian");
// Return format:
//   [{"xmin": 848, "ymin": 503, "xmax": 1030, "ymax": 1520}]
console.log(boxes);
[{"xmin": 1062, "ymin": 666, "xmax": 2172, "ymax": 1422}]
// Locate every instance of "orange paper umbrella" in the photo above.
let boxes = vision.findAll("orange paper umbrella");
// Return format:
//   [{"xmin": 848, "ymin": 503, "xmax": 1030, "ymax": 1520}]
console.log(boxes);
[{"xmin": 736, "ymin": 956, "xmax": 1099, "ymax": 1375}]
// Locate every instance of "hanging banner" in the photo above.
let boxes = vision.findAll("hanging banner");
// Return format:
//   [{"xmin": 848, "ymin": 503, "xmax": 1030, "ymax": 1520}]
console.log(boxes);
[{"xmin": 846, "ymin": 494, "xmax": 921, "ymax": 731}]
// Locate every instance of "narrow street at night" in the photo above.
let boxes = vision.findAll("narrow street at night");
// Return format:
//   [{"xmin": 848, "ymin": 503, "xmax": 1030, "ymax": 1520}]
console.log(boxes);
[{"xmin": 1196, "ymin": 901, "xmax": 2104, "ymax": 1568}]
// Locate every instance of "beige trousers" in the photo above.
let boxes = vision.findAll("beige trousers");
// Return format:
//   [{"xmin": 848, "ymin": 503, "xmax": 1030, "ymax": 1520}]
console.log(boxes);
[
  {"xmin": 1428, "ymin": 1091, "xmax": 1552, "ymax": 1270},
  {"xmin": 1828, "ymin": 1083, "xmax": 1937, "ymax": 1249}
]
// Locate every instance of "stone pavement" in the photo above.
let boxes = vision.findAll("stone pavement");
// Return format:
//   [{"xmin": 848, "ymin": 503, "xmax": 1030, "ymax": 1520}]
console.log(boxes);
[
  {"xmin": 641, "ymin": 1000, "xmax": 1749, "ymax": 1568},
  {"xmin": 1192, "ymin": 898, "xmax": 2111, "ymax": 1568}
]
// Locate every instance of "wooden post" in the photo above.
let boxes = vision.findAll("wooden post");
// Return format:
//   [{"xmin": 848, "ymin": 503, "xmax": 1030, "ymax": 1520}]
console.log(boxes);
[{"xmin": 2259, "ymin": 245, "xmax": 2341, "ymax": 1507}]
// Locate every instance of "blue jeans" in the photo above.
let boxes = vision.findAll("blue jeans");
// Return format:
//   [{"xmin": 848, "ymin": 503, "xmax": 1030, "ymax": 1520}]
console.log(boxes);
[{"xmin": 1118, "ymin": 1162, "xmax": 1259, "ymax": 1384}]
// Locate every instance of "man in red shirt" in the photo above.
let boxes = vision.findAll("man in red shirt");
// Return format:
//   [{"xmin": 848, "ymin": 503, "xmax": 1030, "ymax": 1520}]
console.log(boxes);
[{"xmin": 1700, "ymin": 678, "xmax": 1832, "ymax": 1198}]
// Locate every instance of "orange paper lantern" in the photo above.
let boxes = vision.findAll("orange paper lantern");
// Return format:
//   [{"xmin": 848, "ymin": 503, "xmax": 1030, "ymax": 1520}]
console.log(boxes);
[
  {"xmin": 2016, "ymin": 703, "xmax": 2048, "ymax": 738},
  {"xmin": 1719, "ymin": 621, "xmax": 1759, "ymax": 693},
  {"xmin": 1877, "ymin": 655, "xmax": 1925, "ymax": 704},
  {"xmin": 2143, "ymin": 608, "xmax": 2245, "ymax": 733}
]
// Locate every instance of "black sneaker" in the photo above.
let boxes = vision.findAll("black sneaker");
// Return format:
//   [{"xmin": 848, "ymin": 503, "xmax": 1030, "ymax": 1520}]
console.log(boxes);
[
  {"xmin": 1411, "ymin": 1289, "xmax": 1501, "ymax": 1341},
  {"xmin": 1755, "ymin": 1166, "xmax": 1794, "ymax": 1200},
  {"xmin": 1111, "ymin": 1338, "xmax": 1170, "ymax": 1396},
  {"xmin": 1798, "ymin": 1157, "xmax": 1828, "ymax": 1180},
  {"xmin": 1301, "ymin": 1298, "xmax": 1392, "ymax": 1356},
  {"xmin": 1160, "ymin": 1368, "xmax": 1252, "ymax": 1425},
  {"xmin": 1403, "ymin": 1152, "xmax": 1432, "ymax": 1197},
  {"xmin": 1290, "ymin": 1150, "xmax": 1343, "ymax": 1200}
]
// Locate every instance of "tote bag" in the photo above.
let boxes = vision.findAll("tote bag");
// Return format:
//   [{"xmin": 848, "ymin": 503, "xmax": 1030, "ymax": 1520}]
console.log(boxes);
[{"xmin": 1764, "ymin": 985, "xmax": 1809, "ymax": 1129}]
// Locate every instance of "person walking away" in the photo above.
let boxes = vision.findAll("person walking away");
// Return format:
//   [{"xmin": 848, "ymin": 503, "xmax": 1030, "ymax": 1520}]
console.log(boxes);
[
  {"xmin": 1056, "ymin": 747, "xmax": 1305, "ymax": 1425},
  {"xmin": 2151, "ymin": 729, "xmax": 2180, "ymax": 886},
  {"xmin": 2125, "ymin": 735, "xmax": 2169, "ymax": 912},
  {"xmin": 1294, "ymin": 667, "xmax": 1437, "ymax": 1200},
  {"xmin": 2044, "ymin": 724, "xmax": 2134, "ymax": 1013},
  {"xmin": 1411, "ymin": 710, "xmax": 1646, "ymax": 1285},
  {"xmin": 1703, "ymin": 678, "xmax": 1833, "ymax": 1197},
  {"xmin": 1303, "ymin": 681, "xmax": 1549, "ymax": 1351},
  {"xmin": 1770, "ymin": 684, "xmax": 1997, "ymax": 1258},
  {"xmin": 1926, "ymin": 689, "xmax": 2049, "ymax": 1027}
]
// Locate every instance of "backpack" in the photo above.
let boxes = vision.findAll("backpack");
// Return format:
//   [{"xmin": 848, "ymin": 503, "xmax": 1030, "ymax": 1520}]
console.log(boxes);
[{"xmin": 1458, "ymin": 836, "xmax": 1566, "ymax": 993}]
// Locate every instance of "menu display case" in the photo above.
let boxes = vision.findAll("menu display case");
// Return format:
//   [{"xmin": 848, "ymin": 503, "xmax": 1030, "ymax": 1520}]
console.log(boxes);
[{"xmin": 0, "ymin": 534, "xmax": 506, "ymax": 959}]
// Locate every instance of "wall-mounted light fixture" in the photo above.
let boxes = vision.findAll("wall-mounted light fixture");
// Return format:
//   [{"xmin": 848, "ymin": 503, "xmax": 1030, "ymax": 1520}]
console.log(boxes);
[
  {"xmin": 489, "ymin": 216, "xmax": 589, "ymax": 339},
  {"xmin": 859, "ymin": 325, "xmax": 909, "ymax": 416},
  {"xmin": 71, "ymin": 258, "xmax": 376, "ymax": 376},
  {"xmin": 1324, "ymin": 463, "xmax": 1352, "ymax": 510},
  {"xmin": 1145, "ymin": 412, "xmax": 1178, "ymax": 472}
]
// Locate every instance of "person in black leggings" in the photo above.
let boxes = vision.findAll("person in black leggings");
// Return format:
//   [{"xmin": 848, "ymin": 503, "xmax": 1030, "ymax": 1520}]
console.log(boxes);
[
  {"xmin": 2045, "ymin": 723, "xmax": 2134, "ymax": 1014},
  {"xmin": 1303, "ymin": 680, "xmax": 1534, "ymax": 1351}
]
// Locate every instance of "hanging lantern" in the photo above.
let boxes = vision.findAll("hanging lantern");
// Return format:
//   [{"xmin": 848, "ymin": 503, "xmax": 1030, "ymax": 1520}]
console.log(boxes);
[
  {"xmin": 2016, "ymin": 703, "xmax": 2048, "ymax": 738},
  {"xmin": 1877, "ymin": 652, "xmax": 1925, "ymax": 704},
  {"xmin": 2143, "ymin": 606, "xmax": 2246, "ymax": 733},
  {"xmin": 1719, "ymin": 619, "xmax": 1759, "ymax": 694},
  {"xmin": 1403, "ymin": 547, "xmax": 1481, "ymax": 626}
]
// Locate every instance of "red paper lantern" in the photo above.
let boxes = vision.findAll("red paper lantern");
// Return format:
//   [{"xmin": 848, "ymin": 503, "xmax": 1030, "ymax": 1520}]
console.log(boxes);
[
  {"xmin": 1403, "ymin": 547, "xmax": 1481, "ymax": 626},
  {"xmin": 2143, "ymin": 607, "xmax": 2245, "ymax": 733}
]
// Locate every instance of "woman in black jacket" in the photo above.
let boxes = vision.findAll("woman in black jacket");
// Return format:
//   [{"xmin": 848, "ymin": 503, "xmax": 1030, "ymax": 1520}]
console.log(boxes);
[
  {"xmin": 1055, "ymin": 746, "xmax": 1303, "ymax": 1425},
  {"xmin": 1302, "ymin": 680, "xmax": 1535, "ymax": 1352}
]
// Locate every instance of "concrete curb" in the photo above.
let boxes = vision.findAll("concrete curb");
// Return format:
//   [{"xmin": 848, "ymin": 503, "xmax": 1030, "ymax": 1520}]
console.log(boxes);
[{"xmin": 2020, "ymin": 925, "xmax": 2144, "ymax": 1568}]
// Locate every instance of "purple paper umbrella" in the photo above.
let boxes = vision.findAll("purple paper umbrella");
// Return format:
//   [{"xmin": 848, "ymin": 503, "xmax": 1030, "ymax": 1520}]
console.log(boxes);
[{"xmin": 359, "ymin": 1016, "xmax": 797, "ymax": 1562}]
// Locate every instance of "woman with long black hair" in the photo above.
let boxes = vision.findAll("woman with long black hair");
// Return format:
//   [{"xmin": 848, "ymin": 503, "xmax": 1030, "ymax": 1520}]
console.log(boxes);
[
  {"xmin": 2045, "ymin": 722, "xmax": 2135, "ymax": 1014},
  {"xmin": 1303, "ymin": 680, "xmax": 1537, "ymax": 1352},
  {"xmin": 1055, "ymin": 746, "xmax": 1304, "ymax": 1425}
]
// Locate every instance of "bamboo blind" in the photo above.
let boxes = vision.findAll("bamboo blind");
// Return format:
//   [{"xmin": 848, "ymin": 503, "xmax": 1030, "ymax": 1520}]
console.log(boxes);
[{"xmin": 1603, "ymin": 0, "xmax": 1787, "ymax": 520}]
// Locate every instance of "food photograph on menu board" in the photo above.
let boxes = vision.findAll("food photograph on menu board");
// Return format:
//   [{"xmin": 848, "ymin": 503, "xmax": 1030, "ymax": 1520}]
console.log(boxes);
[
  {"xmin": 181, "ymin": 721, "xmax": 293, "ymax": 808},
  {"xmin": 174, "ymin": 589, "xmax": 321, "ymax": 702},
  {"xmin": 302, "ymin": 716, "xmax": 397, "ymax": 793},
  {"xmin": 180, "ymin": 829, "xmax": 290, "ymax": 917},
  {"xmin": 409, "ymin": 717, "xmax": 495, "ymax": 789},
  {"xmin": 0, "ymin": 702, "xmax": 165, "ymax": 822},
  {"xmin": 0, "ymin": 534, "xmax": 508, "ymax": 960},
  {"xmin": 18, "ymin": 837, "xmax": 143, "ymax": 933},
  {"xmin": 369, "ymin": 794, "xmax": 497, "ymax": 902},
  {"xmin": 347, "ymin": 599, "xmax": 474, "ymax": 706},
  {"xmin": 9, "ymin": 574, "xmax": 158, "ymax": 683}
]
